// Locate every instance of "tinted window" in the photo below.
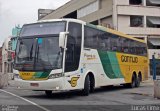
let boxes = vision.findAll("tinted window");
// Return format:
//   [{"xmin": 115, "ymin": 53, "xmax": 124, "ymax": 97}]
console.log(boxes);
[
  {"xmin": 15, "ymin": 38, "xmax": 36, "ymax": 63},
  {"xmin": 84, "ymin": 26, "xmax": 147, "ymax": 56},
  {"xmin": 98, "ymin": 31, "xmax": 110, "ymax": 51},
  {"xmin": 65, "ymin": 22, "xmax": 82, "ymax": 72},
  {"xmin": 84, "ymin": 26, "xmax": 99, "ymax": 49}
]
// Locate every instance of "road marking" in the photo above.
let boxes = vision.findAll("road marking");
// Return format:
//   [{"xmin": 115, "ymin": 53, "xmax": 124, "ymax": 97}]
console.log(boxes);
[{"xmin": 0, "ymin": 89, "xmax": 51, "ymax": 111}]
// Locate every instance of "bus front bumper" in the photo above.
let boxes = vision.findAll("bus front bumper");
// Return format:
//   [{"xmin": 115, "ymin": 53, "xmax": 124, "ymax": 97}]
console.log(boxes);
[{"xmin": 14, "ymin": 78, "xmax": 64, "ymax": 91}]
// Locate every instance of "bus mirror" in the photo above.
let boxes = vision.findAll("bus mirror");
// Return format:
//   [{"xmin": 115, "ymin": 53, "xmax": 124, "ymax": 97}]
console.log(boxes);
[{"xmin": 59, "ymin": 32, "xmax": 68, "ymax": 48}]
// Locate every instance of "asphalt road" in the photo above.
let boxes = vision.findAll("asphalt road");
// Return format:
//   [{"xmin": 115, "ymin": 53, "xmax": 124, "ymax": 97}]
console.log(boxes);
[{"xmin": 0, "ymin": 80, "xmax": 160, "ymax": 111}]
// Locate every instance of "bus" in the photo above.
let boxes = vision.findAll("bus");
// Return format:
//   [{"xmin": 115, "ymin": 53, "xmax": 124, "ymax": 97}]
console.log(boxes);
[{"xmin": 13, "ymin": 19, "xmax": 149, "ymax": 96}]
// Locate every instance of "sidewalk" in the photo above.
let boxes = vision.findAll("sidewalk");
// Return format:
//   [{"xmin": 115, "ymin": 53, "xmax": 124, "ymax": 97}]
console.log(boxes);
[
  {"xmin": 128, "ymin": 78, "xmax": 160, "ymax": 99},
  {"xmin": 0, "ymin": 72, "xmax": 8, "ymax": 88},
  {"xmin": 132, "ymin": 79, "xmax": 154, "ymax": 96},
  {"xmin": 142, "ymin": 78, "xmax": 154, "ymax": 86}
]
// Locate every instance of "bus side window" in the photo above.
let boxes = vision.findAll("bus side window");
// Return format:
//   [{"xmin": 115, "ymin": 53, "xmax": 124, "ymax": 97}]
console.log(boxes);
[
  {"xmin": 123, "ymin": 39, "xmax": 129, "ymax": 53},
  {"xmin": 110, "ymin": 34, "xmax": 118, "ymax": 52},
  {"xmin": 84, "ymin": 26, "xmax": 99, "ymax": 49}
]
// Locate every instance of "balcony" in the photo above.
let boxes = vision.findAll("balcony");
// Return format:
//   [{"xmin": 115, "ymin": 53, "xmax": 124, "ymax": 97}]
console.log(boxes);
[
  {"xmin": 117, "ymin": 5, "xmax": 160, "ymax": 16},
  {"xmin": 118, "ymin": 27, "xmax": 160, "ymax": 35}
]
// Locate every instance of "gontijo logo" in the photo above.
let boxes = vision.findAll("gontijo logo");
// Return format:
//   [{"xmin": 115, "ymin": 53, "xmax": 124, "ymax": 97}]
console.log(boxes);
[
  {"xmin": 121, "ymin": 55, "xmax": 138, "ymax": 63},
  {"xmin": 84, "ymin": 53, "xmax": 96, "ymax": 60}
]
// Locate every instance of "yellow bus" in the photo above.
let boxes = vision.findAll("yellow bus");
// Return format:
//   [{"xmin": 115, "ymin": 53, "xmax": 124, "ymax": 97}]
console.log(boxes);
[{"xmin": 13, "ymin": 19, "xmax": 149, "ymax": 96}]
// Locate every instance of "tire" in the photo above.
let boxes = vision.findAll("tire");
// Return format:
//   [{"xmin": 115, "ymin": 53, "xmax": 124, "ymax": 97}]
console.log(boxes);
[
  {"xmin": 82, "ymin": 75, "xmax": 90, "ymax": 96},
  {"xmin": 136, "ymin": 75, "xmax": 141, "ymax": 87},
  {"xmin": 90, "ymin": 77, "xmax": 95, "ymax": 93},
  {"xmin": 127, "ymin": 74, "xmax": 136, "ymax": 88},
  {"xmin": 45, "ymin": 91, "xmax": 52, "ymax": 97}
]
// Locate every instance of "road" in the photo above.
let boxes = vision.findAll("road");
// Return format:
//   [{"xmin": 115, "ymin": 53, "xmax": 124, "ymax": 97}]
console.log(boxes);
[{"xmin": 0, "ymin": 80, "xmax": 160, "ymax": 111}]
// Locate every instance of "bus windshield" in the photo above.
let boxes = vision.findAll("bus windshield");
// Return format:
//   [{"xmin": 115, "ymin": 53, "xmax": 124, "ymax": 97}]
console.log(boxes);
[
  {"xmin": 15, "ymin": 37, "xmax": 63, "ymax": 71},
  {"xmin": 14, "ymin": 21, "xmax": 66, "ymax": 71}
]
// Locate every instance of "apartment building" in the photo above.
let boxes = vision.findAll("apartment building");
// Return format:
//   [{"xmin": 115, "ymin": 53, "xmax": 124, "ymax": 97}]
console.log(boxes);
[{"xmin": 40, "ymin": 0, "xmax": 160, "ymax": 73}]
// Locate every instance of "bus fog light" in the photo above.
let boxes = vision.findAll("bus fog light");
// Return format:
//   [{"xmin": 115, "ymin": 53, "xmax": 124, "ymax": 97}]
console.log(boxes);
[{"xmin": 48, "ymin": 73, "xmax": 63, "ymax": 79}]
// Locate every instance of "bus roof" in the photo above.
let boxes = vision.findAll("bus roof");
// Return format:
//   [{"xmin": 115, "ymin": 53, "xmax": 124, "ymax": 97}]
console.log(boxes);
[
  {"xmin": 28, "ymin": 18, "xmax": 145, "ymax": 43},
  {"xmin": 38, "ymin": 18, "xmax": 86, "ymax": 25},
  {"xmin": 86, "ymin": 23, "xmax": 146, "ymax": 43}
]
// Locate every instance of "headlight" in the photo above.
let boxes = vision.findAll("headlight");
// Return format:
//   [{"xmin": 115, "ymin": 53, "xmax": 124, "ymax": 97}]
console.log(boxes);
[
  {"xmin": 13, "ymin": 74, "xmax": 21, "ymax": 79},
  {"xmin": 48, "ymin": 73, "xmax": 63, "ymax": 79}
]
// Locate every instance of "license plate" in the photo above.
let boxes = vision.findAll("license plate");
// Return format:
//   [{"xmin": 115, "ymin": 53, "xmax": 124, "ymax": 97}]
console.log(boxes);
[{"xmin": 30, "ymin": 83, "xmax": 39, "ymax": 87}]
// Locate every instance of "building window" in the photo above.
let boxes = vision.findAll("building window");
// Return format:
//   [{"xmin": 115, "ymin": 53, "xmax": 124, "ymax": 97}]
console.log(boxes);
[
  {"xmin": 146, "ymin": 0, "xmax": 160, "ymax": 6},
  {"xmin": 90, "ymin": 20, "xmax": 99, "ymax": 25},
  {"xmin": 63, "ymin": 11, "xmax": 77, "ymax": 19},
  {"xmin": 130, "ymin": 16, "xmax": 143, "ymax": 27},
  {"xmin": 129, "ymin": 0, "xmax": 142, "ymax": 5},
  {"xmin": 147, "ymin": 16, "xmax": 160, "ymax": 28},
  {"xmin": 77, "ymin": 0, "xmax": 99, "ymax": 18}
]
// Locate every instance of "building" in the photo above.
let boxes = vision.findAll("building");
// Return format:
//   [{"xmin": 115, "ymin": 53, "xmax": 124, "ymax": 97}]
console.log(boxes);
[
  {"xmin": 1, "ymin": 37, "xmax": 11, "ymax": 87},
  {"xmin": 0, "ymin": 47, "xmax": 2, "ymax": 72},
  {"xmin": 10, "ymin": 25, "xmax": 21, "ymax": 67},
  {"xmin": 6, "ymin": 25, "xmax": 22, "ymax": 77},
  {"xmin": 2, "ymin": 37, "xmax": 11, "ymax": 74},
  {"xmin": 40, "ymin": 0, "xmax": 160, "ymax": 74},
  {"xmin": 38, "ymin": 9, "xmax": 54, "ymax": 20},
  {"xmin": 11, "ymin": 25, "xmax": 21, "ymax": 51}
]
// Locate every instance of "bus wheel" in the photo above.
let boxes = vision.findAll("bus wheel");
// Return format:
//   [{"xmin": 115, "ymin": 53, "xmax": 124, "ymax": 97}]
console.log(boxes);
[
  {"xmin": 136, "ymin": 74, "xmax": 141, "ymax": 87},
  {"xmin": 124, "ymin": 74, "xmax": 137, "ymax": 88},
  {"xmin": 89, "ymin": 74, "xmax": 95, "ymax": 93},
  {"xmin": 45, "ymin": 91, "xmax": 52, "ymax": 97},
  {"xmin": 130, "ymin": 74, "xmax": 137, "ymax": 88},
  {"xmin": 82, "ymin": 75, "xmax": 90, "ymax": 96}
]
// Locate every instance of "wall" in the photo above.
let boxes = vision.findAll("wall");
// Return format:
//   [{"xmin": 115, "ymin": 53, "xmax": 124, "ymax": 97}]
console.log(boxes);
[
  {"xmin": 117, "ymin": 15, "xmax": 160, "ymax": 36},
  {"xmin": 116, "ymin": 0, "xmax": 129, "ymax": 5},
  {"xmin": 0, "ymin": 37, "xmax": 10, "ymax": 88},
  {"xmin": 41, "ymin": 0, "xmax": 95, "ymax": 20},
  {"xmin": 100, "ymin": 16, "xmax": 113, "ymax": 28},
  {"xmin": 2, "ymin": 37, "xmax": 10, "ymax": 74},
  {"xmin": 117, "ymin": 5, "xmax": 160, "ymax": 17},
  {"xmin": 41, "ymin": 0, "xmax": 113, "ymax": 23},
  {"xmin": 149, "ymin": 49, "xmax": 160, "ymax": 60},
  {"xmin": 80, "ymin": 0, "xmax": 113, "ymax": 23}
]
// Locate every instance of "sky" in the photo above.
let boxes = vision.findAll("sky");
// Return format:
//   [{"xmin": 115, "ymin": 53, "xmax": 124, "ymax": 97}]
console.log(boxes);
[{"xmin": 0, "ymin": 0, "xmax": 70, "ymax": 46}]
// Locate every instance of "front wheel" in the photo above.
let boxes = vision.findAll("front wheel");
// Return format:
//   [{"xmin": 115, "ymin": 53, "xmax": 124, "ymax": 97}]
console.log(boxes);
[{"xmin": 82, "ymin": 75, "xmax": 90, "ymax": 96}]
